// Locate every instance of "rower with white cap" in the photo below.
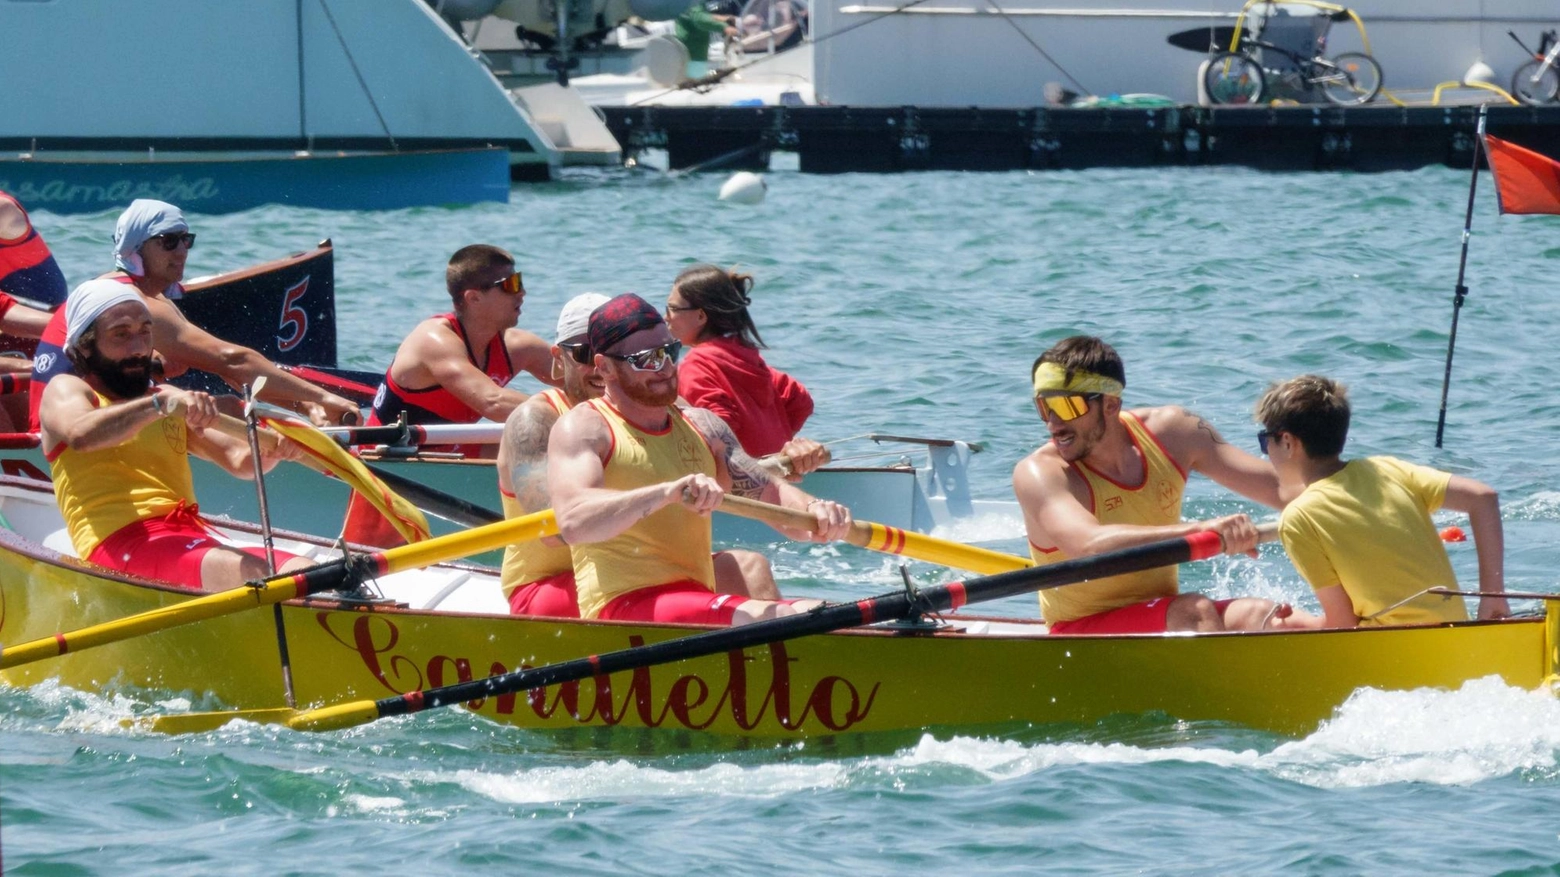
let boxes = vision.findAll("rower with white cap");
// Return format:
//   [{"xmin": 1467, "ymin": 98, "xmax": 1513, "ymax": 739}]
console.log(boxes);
[
  {"xmin": 37, "ymin": 278, "xmax": 310, "ymax": 592},
  {"xmin": 28, "ymin": 199, "xmax": 358, "ymax": 431}
]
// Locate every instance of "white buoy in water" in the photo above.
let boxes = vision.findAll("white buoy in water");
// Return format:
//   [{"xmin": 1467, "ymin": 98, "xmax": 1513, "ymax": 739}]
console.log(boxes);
[{"xmin": 718, "ymin": 172, "xmax": 767, "ymax": 205}]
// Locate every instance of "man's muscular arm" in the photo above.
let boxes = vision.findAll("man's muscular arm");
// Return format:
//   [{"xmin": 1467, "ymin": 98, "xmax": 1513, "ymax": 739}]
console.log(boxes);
[
  {"xmin": 1158, "ymin": 406, "xmax": 1285, "ymax": 509},
  {"xmin": 499, "ymin": 402, "xmax": 560, "ymax": 514},
  {"xmin": 548, "ymin": 406, "xmax": 722, "ymax": 544},
  {"xmin": 682, "ymin": 406, "xmax": 850, "ymax": 541}
]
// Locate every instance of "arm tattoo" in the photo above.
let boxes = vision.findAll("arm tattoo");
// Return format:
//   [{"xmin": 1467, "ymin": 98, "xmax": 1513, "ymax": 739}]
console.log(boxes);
[
  {"xmin": 503, "ymin": 404, "xmax": 558, "ymax": 513},
  {"xmin": 682, "ymin": 407, "xmax": 776, "ymax": 499},
  {"xmin": 1190, "ymin": 410, "xmax": 1228, "ymax": 446}
]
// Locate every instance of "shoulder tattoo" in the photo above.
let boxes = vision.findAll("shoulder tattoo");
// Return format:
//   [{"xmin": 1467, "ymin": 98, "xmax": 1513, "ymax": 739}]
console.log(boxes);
[
  {"xmin": 503, "ymin": 403, "xmax": 559, "ymax": 513},
  {"xmin": 682, "ymin": 406, "xmax": 774, "ymax": 499},
  {"xmin": 1190, "ymin": 411, "xmax": 1228, "ymax": 445}
]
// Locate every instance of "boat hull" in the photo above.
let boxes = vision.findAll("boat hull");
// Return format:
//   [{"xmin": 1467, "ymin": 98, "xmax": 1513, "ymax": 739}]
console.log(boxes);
[
  {"xmin": 0, "ymin": 149, "xmax": 511, "ymax": 215},
  {"xmin": 0, "ymin": 518, "xmax": 1551, "ymax": 740}
]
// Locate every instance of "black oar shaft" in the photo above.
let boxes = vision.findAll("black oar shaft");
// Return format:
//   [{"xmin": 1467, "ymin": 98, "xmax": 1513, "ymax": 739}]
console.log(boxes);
[
  {"xmin": 364, "ymin": 463, "xmax": 501, "ymax": 528},
  {"xmin": 364, "ymin": 531, "xmax": 1216, "ymax": 721}
]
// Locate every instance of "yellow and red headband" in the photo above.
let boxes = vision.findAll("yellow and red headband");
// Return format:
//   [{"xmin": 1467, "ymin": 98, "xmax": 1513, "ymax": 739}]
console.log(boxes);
[{"xmin": 1031, "ymin": 361, "xmax": 1124, "ymax": 398}]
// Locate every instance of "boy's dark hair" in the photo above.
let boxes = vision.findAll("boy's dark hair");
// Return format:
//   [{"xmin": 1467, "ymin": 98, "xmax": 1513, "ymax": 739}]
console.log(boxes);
[{"xmin": 1254, "ymin": 375, "xmax": 1350, "ymax": 457}]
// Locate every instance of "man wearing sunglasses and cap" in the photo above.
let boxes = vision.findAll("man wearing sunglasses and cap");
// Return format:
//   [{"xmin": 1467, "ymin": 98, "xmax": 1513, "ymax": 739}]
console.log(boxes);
[
  {"xmin": 547, "ymin": 293, "xmax": 851, "ymax": 627},
  {"xmin": 38, "ymin": 278, "xmax": 311, "ymax": 592},
  {"xmin": 496, "ymin": 293, "xmax": 786, "ymax": 617},
  {"xmin": 28, "ymin": 199, "xmax": 359, "ymax": 431},
  {"xmin": 1014, "ymin": 335, "xmax": 1313, "ymax": 635},
  {"xmin": 366, "ymin": 244, "xmax": 555, "ymax": 450}
]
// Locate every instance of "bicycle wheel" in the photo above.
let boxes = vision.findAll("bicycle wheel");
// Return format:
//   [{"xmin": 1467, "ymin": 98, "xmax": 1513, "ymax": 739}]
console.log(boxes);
[
  {"xmin": 1204, "ymin": 51, "xmax": 1265, "ymax": 105},
  {"xmin": 1511, "ymin": 59, "xmax": 1560, "ymax": 105},
  {"xmin": 1319, "ymin": 52, "xmax": 1382, "ymax": 105}
]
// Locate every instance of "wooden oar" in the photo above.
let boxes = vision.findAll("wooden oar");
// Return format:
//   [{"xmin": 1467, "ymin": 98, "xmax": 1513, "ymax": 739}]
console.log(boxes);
[
  {"xmin": 155, "ymin": 524, "xmax": 1265, "ymax": 734},
  {"xmin": 176, "ymin": 401, "xmax": 491, "ymax": 530},
  {"xmin": 0, "ymin": 508, "xmax": 559, "ymax": 672},
  {"xmin": 719, "ymin": 494, "xmax": 1031, "ymax": 574}
]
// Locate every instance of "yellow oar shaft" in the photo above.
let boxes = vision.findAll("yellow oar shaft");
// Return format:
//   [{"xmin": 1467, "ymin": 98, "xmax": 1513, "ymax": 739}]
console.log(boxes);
[
  {"xmin": 1, "ymin": 577, "xmax": 304, "ymax": 670},
  {"xmin": 379, "ymin": 510, "xmax": 557, "ymax": 573},
  {"xmin": 716, "ymin": 495, "xmax": 1030, "ymax": 575}
]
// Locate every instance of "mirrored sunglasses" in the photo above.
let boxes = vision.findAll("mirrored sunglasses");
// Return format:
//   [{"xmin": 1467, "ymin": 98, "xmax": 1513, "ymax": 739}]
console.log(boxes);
[
  {"xmin": 487, "ymin": 272, "xmax": 524, "ymax": 294},
  {"xmin": 607, "ymin": 341, "xmax": 682, "ymax": 372},
  {"xmin": 1257, "ymin": 429, "xmax": 1275, "ymax": 455},
  {"xmin": 152, "ymin": 232, "xmax": 196, "ymax": 252},
  {"xmin": 1037, "ymin": 393, "xmax": 1100, "ymax": 422}
]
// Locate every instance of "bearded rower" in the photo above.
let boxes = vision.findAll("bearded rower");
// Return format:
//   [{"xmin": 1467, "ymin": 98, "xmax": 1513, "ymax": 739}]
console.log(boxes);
[
  {"xmin": 1012, "ymin": 335, "xmax": 1314, "ymax": 634},
  {"xmin": 38, "ymin": 279, "xmax": 309, "ymax": 591},
  {"xmin": 546, "ymin": 294, "xmax": 851, "ymax": 626},
  {"xmin": 497, "ymin": 292, "xmax": 787, "ymax": 617}
]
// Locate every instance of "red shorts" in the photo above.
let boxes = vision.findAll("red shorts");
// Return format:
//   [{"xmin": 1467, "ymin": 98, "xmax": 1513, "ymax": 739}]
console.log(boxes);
[
  {"xmin": 87, "ymin": 509, "xmax": 300, "ymax": 591},
  {"xmin": 507, "ymin": 570, "xmax": 581, "ymax": 618},
  {"xmin": 598, "ymin": 580, "xmax": 756, "ymax": 625},
  {"xmin": 1048, "ymin": 597, "xmax": 1235, "ymax": 635}
]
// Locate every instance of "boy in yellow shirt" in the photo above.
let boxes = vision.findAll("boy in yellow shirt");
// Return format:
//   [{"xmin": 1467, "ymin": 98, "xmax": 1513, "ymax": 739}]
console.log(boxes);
[{"xmin": 1254, "ymin": 375, "xmax": 1509, "ymax": 627}]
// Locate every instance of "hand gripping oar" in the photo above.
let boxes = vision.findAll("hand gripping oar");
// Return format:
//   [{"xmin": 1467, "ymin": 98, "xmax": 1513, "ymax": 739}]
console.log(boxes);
[
  {"xmin": 0, "ymin": 508, "xmax": 559, "ymax": 671},
  {"xmin": 213, "ymin": 524, "xmax": 1271, "ymax": 734},
  {"xmin": 717, "ymin": 494, "xmax": 1031, "ymax": 574}
]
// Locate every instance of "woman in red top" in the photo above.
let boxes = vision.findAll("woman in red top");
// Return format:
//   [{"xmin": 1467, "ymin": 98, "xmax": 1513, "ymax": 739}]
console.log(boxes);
[{"xmin": 664, "ymin": 264, "xmax": 827, "ymax": 474}]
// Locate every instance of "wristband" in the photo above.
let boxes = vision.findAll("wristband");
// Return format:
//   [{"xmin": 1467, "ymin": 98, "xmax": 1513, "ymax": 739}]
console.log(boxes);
[{"xmin": 151, "ymin": 394, "xmax": 165, "ymax": 416}]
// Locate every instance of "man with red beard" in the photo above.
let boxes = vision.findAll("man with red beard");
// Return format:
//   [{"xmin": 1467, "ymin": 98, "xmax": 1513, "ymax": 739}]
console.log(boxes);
[
  {"xmin": 1013, "ymin": 335, "xmax": 1313, "ymax": 634},
  {"xmin": 38, "ymin": 279, "xmax": 311, "ymax": 591},
  {"xmin": 498, "ymin": 293, "xmax": 785, "ymax": 617},
  {"xmin": 546, "ymin": 294, "xmax": 851, "ymax": 626}
]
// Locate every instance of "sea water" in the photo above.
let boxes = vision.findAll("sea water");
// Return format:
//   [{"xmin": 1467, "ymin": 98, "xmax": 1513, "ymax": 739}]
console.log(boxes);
[{"xmin": 5, "ymin": 163, "xmax": 1560, "ymax": 873}]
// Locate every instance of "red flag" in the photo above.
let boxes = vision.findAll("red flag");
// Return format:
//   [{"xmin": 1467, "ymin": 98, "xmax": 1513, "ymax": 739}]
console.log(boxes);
[{"xmin": 1483, "ymin": 133, "xmax": 1560, "ymax": 215}]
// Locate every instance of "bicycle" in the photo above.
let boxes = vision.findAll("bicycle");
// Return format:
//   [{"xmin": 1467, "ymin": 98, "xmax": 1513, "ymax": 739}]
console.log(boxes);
[
  {"xmin": 1508, "ymin": 29, "xmax": 1560, "ymax": 106},
  {"xmin": 1204, "ymin": 40, "xmax": 1382, "ymax": 105}
]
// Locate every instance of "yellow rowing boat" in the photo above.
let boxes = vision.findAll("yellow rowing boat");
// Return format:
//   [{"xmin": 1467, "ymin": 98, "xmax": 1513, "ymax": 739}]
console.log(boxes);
[{"xmin": 0, "ymin": 478, "xmax": 1551, "ymax": 739}]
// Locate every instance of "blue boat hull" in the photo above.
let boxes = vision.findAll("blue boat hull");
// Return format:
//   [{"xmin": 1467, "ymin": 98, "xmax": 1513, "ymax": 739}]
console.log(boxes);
[{"xmin": 0, "ymin": 148, "xmax": 511, "ymax": 215}]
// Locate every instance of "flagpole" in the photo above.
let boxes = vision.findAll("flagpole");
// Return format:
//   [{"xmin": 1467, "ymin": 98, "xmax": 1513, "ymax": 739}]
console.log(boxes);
[{"xmin": 1434, "ymin": 106, "xmax": 1487, "ymax": 448}]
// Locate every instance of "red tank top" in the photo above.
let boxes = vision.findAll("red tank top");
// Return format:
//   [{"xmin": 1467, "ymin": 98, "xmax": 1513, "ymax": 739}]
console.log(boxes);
[
  {"xmin": 368, "ymin": 313, "xmax": 516, "ymax": 426},
  {"xmin": 0, "ymin": 191, "xmax": 67, "ymax": 308}
]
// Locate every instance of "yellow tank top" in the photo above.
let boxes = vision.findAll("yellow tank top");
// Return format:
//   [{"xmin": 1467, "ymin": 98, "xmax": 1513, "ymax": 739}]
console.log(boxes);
[
  {"xmin": 46, "ymin": 391, "xmax": 197, "ymax": 557},
  {"xmin": 572, "ymin": 399, "xmax": 717, "ymax": 619},
  {"xmin": 499, "ymin": 389, "xmax": 575, "ymax": 596},
  {"xmin": 1032, "ymin": 412, "xmax": 1188, "ymax": 624}
]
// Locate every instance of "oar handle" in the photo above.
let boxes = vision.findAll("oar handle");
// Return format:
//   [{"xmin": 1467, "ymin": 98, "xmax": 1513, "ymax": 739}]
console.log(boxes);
[
  {"xmin": 716, "ymin": 493, "xmax": 871, "ymax": 544},
  {"xmin": 161, "ymin": 394, "xmax": 329, "ymax": 476},
  {"xmin": 755, "ymin": 445, "xmax": 834, "ymax": 479}
]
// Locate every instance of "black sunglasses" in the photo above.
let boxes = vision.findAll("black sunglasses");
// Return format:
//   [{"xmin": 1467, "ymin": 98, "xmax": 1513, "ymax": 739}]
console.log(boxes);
[
  {"xmin": 151, "ymin": 232, "xmax": 196, "ymax": 252},
  {"xmin": 558, "ymin": 341, "xmax": 593, "ymax": 365},
  {"xmin": 1257, "ymin": 429, "xmax": 1276, "ymax": 455}
]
